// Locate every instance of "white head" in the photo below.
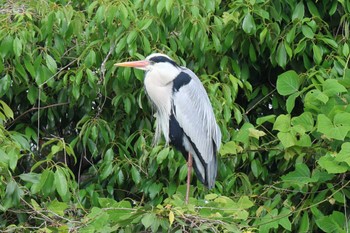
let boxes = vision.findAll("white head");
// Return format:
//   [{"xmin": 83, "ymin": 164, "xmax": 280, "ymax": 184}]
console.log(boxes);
[{"xmin": 115, "ymin": 53, "xmax": 181, "ymax": 85}]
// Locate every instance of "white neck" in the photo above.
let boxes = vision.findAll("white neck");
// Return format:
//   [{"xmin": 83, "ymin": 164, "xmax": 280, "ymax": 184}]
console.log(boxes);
[{"xmin": 144, "ymin": 63, "xmax": 180, "ymax": 144}]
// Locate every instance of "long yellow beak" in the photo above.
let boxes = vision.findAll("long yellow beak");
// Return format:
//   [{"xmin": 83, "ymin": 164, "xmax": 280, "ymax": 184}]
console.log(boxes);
[{"xmin": 114, "ymin": 60, "xmax": 150, "ymax": 70}]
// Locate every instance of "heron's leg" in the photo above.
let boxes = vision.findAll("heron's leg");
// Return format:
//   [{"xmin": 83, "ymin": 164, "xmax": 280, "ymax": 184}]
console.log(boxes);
[{"xmin": 185, "ymin": 152, "xmax": 192, "ymax": 204}]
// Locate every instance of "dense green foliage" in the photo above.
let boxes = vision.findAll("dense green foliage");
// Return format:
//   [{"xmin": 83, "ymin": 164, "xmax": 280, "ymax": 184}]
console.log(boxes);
[{"xmin": 1, "ymin": 0, "xmax": 350, "ymax": 232}]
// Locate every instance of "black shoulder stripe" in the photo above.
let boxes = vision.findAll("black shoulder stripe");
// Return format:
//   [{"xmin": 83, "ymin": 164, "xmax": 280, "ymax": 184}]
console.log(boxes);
[{"xmin": 172, "ymin": 72, "xmax": 191, "ymax": 92}]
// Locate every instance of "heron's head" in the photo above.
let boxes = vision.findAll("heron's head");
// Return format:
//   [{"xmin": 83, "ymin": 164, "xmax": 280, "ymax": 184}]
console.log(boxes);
[{"xmin": 114, "ymin": 53, "xmax": 179, "ymax": 71}]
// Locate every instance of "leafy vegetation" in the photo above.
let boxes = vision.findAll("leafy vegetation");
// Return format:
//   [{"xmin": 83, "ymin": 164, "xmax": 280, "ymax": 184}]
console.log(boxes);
[{"xmin": 1, "ymin": 0, "xmax": 349, "ymax": 232}]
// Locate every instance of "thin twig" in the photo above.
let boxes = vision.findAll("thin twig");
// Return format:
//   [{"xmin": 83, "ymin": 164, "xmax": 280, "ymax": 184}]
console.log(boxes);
[
  {"xmin": 253, "ymin": 179, "xmax": 350, "ymax": 227},
  {"xmin": 6, "ymin": 102, "xmax": 69, "ymax": 128},
  {"xmin": 41, "ymin": 58, "xmax": 78, "ymax": 86},
  {"xmin": 37, "ymin": 86, "xmax": 41, "ymax": 154},
  {"xmin": 96, "ymin": 43, "xmax": 115, "ymax": 118},
  {"xmin": 245, "ymin": 89, "xmax": 276, "ymax": 115},
  {"xmin": 99, "ymin": 43, "xmax": 115, "ymax": 85}
]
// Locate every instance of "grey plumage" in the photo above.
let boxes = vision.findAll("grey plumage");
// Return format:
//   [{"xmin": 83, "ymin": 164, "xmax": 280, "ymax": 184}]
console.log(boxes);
[{"xmin": 171, "ymin": 68, "xmax": 221, "ymax": 188}]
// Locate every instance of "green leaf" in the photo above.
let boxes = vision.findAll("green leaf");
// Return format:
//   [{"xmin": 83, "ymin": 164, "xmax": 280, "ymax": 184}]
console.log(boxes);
[
  {"xmin": 236, "ymin": 123, "xmax": 255, "ymax": 144},
  {"xmin": 305, "ymin": 89, "xmax": 329, "ymax": 105},
  {"xmin": 318, "ymin": 154, "xmax": 349, "ymax": 174},
  {"xmin": 157, "ymin": 147, "xmax": 169, "ymax": 164},
  {"xmin": 237, "ymin": 196, "xmax": 254, "ymax": 209},
  {"xmin": 10, "ymin": 132, "xmax": 30, "ymax": 150},
  {"xmin": 276, "ymin": 42, "xmax": 287, "ymax": 68},
  {"xmin": 322, "ymin": 79, "xmax": 347, "ymax": 97},
  {"xmin": 142, "ymin": 35, "xmax": 151, "ymax": 54},
  {"xmin": 278, "ymin": 209, "xmax": 292, "ymax": 231},
  {"xmin": 242, "ymin": 13, "xmax": 256, "ymax": 34},
  {"xmin": 72, "ymin": 85, "xmax": 80, "ymax": 100},
  {"xmin": 0, "ymin": 74, "xmax": 11, "ymax": 97},
  {"xmin": 335, "ymin": 142, "xmax": 350, "ymax": 166},
  {"xmin": 24, "ymin": 59, "xmax": 35, "ymax": 77},
  {"xmin": 8, "ymin": 148, "xmax": 18, "ymax": 171},
  {"xmin": 19, "ymin": 173, "xmax": 40, "ymax": 183},
  {"xmin": 123, "ymin": 97, "xmax": 131, "ymax": 114},
  {"xmin": 0, "ymin": 59, "xmax": 3, "ymax": 73},
  {"xmin": 46, "ymin": 54, "xmax": 57, "ymax": 73},
  {"xmin": 258, "ymin": 209, "xmax": 279, "ymax": 232},
  {"xmin": 95, "ymin": 5, "xmax": 105, "ymax": 23},
  {"xmin": 284, "ymin": 41, "xmax": 293, "ymax": 58},
  {"xmin": 127, "ymin": 31, "xmax": 138, "ymax": 45},
  {"xmin": 86, "ymin": 68, "xmax": 97, "ymax": 86},
  {"xmin": 329, "ymin": 1, "xmax": 338, "ymax": 15},
  {"xmin": 0, "ymin": 35, "xmax": 13, "ymax": 58},
  {"xmin": 256, "ymin": 115, "xmax": 276, "ymax": 125},
  {"xmin": 205, "ymin": 193, "xmax": 218, "ymax": 200},
  {"xmin": 13, "ymin": 37, "xmax": 23, "ymax": 57},
  {"xmin": 157, "ymin": 0, "xmax": 165, "ymax": 14},
  {"xmin": 47, "ymin": 200, "xmax": 68, "ymax": 216},
  {"xmin": 299, "ymin": 212, "xmax": 310, "ymax": 232},
  {"xmin": 249, "ymin": 43, "xmax": 257, "ymax": 62},
  {"xmin": 104, "ymin": 148, "xmax": 114, "ymax": 161},
  {"xmin": 316, "ymin": 211, "xmax": 345, "ymax": 233},
  {"xmin": 256, "ymin": 8, "xmax": 269, "ymax": 19},
  {"xmin": 286, "ymin": 92, "xmax": 299, "ymax": 113},
  {"xmin": 295, "ymin": 40, "xmax": 306, "ymax": 54},
  {"xmin": 277, "ymin": 132, "xmax": 296, "ymax": 148},
  {"xmin": 117, "ymin": 169, "xmax": 124, "ymax": 185},
  {"xmin": 292, "ymin": 2, "xmax": 305, "ymax": 21},
  {"xmin": 54, "ymin": 167, "xmax": 68, "ymax": 198},
  {"xmin": 342, "ymin": 43, "xmax": 349, "ymax": 57},
  {"xmin": 179, "ymin": 164, "xmax": 188, "ymax": 181},
  {"xmin": 301, "ymin": 25, "xmax": 314, "ymax": 39},
  {"xmin": 75, "ymin": 70, "xmax": 83, "ymax": 85},
  {"xmin": 84, "ymin": 50, "xmax": 96, "ymax": 68},
  {"xmin": 277, "ymin": 70, "xmax": 300, "ymax": 95},
  {"xmin": 148, "ymin": 182, "xmax": 162, "ymax": 199},
  {"xmin": 0, "ymin": 100, "xmax": 14, "ymax": 119},
  {"xmin": 142, "ymin": 213, "xmax": 156, "ymax": 229},
  {"xmin": 312, "ymin": 44, "xmax": 322, "ymax": 65},
  {"xmin": 0, "ymin": 148, "xmax": 9, "ymax": 168},
  {"xmin": 86, "ymin": 207, "xmax": 110, "ymax": 229},
  {"xmin": 281, "ymin": 163, "xmax": 314, "ymax": 187},
  {"xmin": 319, "ymin": 37, "xmax": 338, "ymax": 49},
  {"xmin": 138, "ymin": 19, "xmax": 153, "ymax": 30},
  {"xmin": 311, "ymin": 169, "xmax": 334, "ymax": 183},
  {"xmin": 212, "ymin": 33, "xmax": 221, "ymax": 52},
  {"xmin": 286, "ymin": 26, "xmax": 296, "ymax": 43},
  {"xmin": 259, "ymin": 27, "xmax": 268, "ymax": 44},
  {"xmin": 291, "ymin": 112, "xmax": 314, "ymax": 132},
  {"xmin": 33, "ymin": 169, "xmax": 55, "ymax": 196},
  {"xmin": 87, "ymin": 1, "xmax": 99, "ymax": 18},
  {"xmin": 13, "ymin": 60, "xmax": 28, "ymax": 82},
  {"xmin": 220, "ymin": 141, "xmax": 240, "ymax": 155},
  {"xmin": 317, "ymin": 114, "xmax": 350, "ymax": 140},
  {"xmin": 249, "ymin": 128, "xmax": 266, "ymax": 139},
  {"xmin": 273, "ymin": 114, "xmax": 291, "ymax": 132},
  {"xmin": 306, "ymin": 1, "xmax": 320, "ymax": 17},
  {"xmin": 165, "ymin": 0, "xmax": 174, "ymax": 13},
  {"xmin": 115, "ymin": 37, "xmax": 127, "ymax": 55},
  {"xmin": 4, "ymin": 180, "xmax": 23, "ymax": 208},
  {"xmin": 100, "ymin": 163, "xmax": 113, "ymax": 180},
  {"xmin": 131, "ymin": 166, "xmax": 141, "ymax": 184}
]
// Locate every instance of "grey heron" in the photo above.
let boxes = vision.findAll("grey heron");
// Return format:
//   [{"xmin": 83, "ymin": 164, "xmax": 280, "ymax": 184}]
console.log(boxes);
[{"xmin": 115, "ymin": 53, "xmax": 221, "ymax": 204}]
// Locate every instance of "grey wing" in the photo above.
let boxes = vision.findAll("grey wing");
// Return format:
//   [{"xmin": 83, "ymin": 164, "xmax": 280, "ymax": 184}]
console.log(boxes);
[{"xmin": 172, "ymin": 68, "xmax": 221, "ymax": 188}]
